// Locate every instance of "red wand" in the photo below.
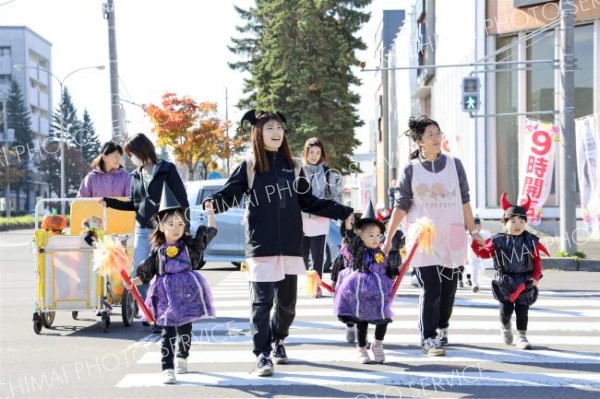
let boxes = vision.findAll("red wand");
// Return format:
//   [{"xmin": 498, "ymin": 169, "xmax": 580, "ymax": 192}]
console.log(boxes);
[
  {"xmin": 391, "ymin": 234, "xmax": 421, "ymax": 298},
  {"xmin": 120, "ymin": 269, "xmax": 155, "ymax": 323}
]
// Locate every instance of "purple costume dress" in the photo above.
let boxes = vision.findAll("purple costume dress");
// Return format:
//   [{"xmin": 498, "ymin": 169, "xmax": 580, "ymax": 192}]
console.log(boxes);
[
  {"xmin": 333, "ymin": 244, "xmax": 394, "ymax": 325},
  {"xmin": 144, "ymin": 240, "xmax": 215, "ymax": 326}
]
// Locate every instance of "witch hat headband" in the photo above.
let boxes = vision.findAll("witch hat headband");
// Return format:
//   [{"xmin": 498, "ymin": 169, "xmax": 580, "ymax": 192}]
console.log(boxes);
[
  {"xmin": 354, "ymin": 200, "xmax": 386, "ymax": 233},
  {"xmin": 501, "ymin": 192, "xmax": 531, "ymax": 218},
  {"xmin": 158, "ymin": 183, "xmax": 182, "ymax": 213}
]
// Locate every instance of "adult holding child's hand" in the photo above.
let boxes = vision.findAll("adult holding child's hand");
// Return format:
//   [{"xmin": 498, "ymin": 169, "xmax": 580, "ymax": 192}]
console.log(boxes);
[{"xmin": 383, "ymin": 115, "xmax": 480, "ymax": 357}]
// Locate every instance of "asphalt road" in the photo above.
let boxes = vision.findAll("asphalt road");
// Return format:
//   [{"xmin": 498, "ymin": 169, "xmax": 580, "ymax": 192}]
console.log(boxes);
[{"xmin": 0, "ymin": 229, "xmax": 599, "ymax": 399}]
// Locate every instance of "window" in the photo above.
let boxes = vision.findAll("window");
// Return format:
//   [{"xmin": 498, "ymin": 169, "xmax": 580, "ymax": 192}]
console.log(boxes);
[
  {"xmin": 573, "ymin": 24, "xmax": 594, "ymax": 119},
  {"xmin": 493, "ymin": 35, "xmax": 519, "ymax": 206},
  {"xmin": 0, "ymin": 47, "xmax": 10, "ymax": 56},
  {"xmin": 526, "ymin": 31, "xmax": 555, "ymax": 123}
]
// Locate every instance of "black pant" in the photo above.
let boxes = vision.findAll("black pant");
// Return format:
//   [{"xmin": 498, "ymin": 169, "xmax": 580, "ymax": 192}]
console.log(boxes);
[
  {"xmin": 160, "ymin": 323, "xmax": 192, "ymax": 370},
  {"xmin": 500, "ymin": 301, "xmax": 529, "ymax": 331},
  {"xmin": 356, "ymin": 322, "xmax": 388, "ymax": 347},
  {"xmin": 414, "ymin": 265, "xmax": 459, "ymax": 341},
  {"xmin": 250, "ymin": 275, "xmax": 297, "ymax": 356},
  {"xmin": 302, "ymin": 235, "xmax": 327, "ymax": 278}
]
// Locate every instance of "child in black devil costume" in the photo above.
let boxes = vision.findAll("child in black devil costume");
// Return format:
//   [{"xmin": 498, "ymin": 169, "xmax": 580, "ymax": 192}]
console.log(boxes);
[{"xmin": 471, "ymin": 193, "xmax": 549, "ymax": 349}]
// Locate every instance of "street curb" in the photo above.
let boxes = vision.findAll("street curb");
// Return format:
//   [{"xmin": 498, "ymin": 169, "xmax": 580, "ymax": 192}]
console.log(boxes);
[{"xmin": 543, "ymin": 257, "xmax": 600, "ymax": 272}]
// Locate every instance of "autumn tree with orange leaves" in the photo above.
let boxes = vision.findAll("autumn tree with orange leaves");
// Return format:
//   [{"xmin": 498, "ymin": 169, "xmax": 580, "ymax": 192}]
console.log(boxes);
[{"xmin": 145, "ymin": 93, "xmax": 242, "ymax": 180}]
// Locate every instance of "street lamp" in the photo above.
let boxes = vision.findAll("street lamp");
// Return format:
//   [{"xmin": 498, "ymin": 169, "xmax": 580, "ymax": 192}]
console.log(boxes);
[{"xmin": 13, "ymin": 64, "xmax": 105, "ymax": 213}]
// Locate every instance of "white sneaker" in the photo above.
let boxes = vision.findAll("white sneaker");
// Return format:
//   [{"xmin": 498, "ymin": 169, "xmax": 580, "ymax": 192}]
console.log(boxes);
[
  {"xmin": 436, "ymin": 328, "xmax": 448, "ymax": 347},
  {"xmin": 162, "ymin": 369, "xmax": 176, "ymax": 384},
  {"xmin": 501, "ymin": 323, "xmax": 514, "ymax": 345},
  {"xmin": 371, "ymin": 340, "xmax": 385, "ymax": 363},
  {"xmin": 345, "ymin": 325, "xmax": 356, "ymax": 343},
  {"xmin": 176, "ymin": 358, "xmax": 188, "ymax": 374},
  {"xmin": 421, "ymin": 338, "xmax": 445, "ymax": 356},
  {"xmin": 358, "ymin": 346, "xmax": 371, "ymax": 364},
  {"xmin": 516, "ymin": 331, "xmax": 532, "ymax": 349}
]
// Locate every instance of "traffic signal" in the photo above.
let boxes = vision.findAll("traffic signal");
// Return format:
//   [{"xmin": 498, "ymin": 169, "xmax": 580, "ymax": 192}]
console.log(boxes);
[{"xmin": 462, "ymin": 76, "xmax": 480, "ymax": 112}]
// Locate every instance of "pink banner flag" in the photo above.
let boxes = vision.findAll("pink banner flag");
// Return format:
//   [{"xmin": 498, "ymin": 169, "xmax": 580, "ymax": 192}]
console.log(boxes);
[{"xmin": 519, "ymin": 120, "xmax": 559, "ymax": 226}]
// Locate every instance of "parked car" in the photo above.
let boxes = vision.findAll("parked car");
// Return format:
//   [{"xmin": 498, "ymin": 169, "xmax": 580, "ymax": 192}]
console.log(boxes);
[{"xmin": 185, "ymin": 179, "xmax": 342, "ymax": 270}]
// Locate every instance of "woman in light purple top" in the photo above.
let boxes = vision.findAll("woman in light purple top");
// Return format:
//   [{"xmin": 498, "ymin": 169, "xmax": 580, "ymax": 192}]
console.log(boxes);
[{"xmin": 77, "ymin": 141, "xmax": 131, "ymax": 198}]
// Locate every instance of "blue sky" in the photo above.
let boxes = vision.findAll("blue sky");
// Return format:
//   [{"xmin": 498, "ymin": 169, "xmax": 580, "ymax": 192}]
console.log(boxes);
[{"xmin": 0, "ymin": 0, "xmax": 407, "ymax": 152}]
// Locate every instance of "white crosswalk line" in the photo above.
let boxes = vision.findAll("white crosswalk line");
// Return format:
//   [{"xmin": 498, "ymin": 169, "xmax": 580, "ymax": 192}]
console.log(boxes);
[{"xmin": 116, "ymin": 269, "xmax": 600, "ymax": 392}]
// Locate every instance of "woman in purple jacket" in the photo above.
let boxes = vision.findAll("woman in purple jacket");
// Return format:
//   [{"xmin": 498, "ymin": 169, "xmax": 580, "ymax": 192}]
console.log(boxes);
[{"xmin": 77, "ymin": 141, "xmax": 131, "ymax": 198}]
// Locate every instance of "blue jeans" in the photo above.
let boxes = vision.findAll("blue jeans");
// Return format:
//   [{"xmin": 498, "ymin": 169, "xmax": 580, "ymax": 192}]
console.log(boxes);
[{"xmin": 133, "ymin": 226, "xmax": 153, "ymax": 300}]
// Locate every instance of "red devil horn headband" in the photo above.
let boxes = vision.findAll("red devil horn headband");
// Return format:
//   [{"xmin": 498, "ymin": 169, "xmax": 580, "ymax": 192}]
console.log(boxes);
[{"xmin": 500, "ymin": 192, "xmax": 531, "ymax": 212}]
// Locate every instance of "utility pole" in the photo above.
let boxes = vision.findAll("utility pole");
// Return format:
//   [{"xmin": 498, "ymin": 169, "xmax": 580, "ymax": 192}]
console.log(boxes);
[
  {"xmin": 225, "ymin": 87, "xmax": 230, "ymax": 176},
  {"xmin": 104, "ymin": 0, "xmax": 121, "ymax": 140},
  {"xmin": 559, "ymin": 0, "xmax": 577, "ymax": 254},
  {"xmin": 1, "ymin": 95, "xmax": 11, "ymax": 217}
]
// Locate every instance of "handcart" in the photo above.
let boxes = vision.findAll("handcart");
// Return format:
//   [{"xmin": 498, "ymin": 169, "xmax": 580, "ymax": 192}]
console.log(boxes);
[{"xmin": 32, "ymin": 198, "xmax": 137, "ymax": 334}]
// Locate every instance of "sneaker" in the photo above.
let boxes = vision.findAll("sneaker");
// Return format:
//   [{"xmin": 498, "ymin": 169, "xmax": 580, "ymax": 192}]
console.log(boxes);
[
  {"xmin": 516, "ymin": 331, "xmax": 532, "ymax": 349},
  {"xmin": 252, "ymin": 354, "xmax": 274, "ymax": 377},
  {"xmin": 272, "ymin": 339, "xmax": 288, "ymax": 364},
  {"xmin": 176, "ymin": 358, "xmax": 188, "ymax": 374},
  {"xmin": 421, "ymin": 338, "xmax": 446, "ymax": 356},
  {"xmin": 458, "ymin": 281, "xmax": 464, "ymax": 288},
  {"xmin": 315, "ymin": 287, "xmax": 323, "ymax": 298},
  {"xmin": 371, "ymin": 340, "xmax": 385, "ymax": 363},
  {"xmin": 358, "ymin": 346, "xmax": 371, "ymax": 364},
  {"xmin": 161, "ymin": 369, "xmax": 176, "ymax": 384},
  {"xmin": 436, "ymin": 328, "xmax": 448, "ymax": 347},
  {"xmin": 472, "ymin": 285, "xmax": 480, "ymax": 293},
  {"xmin": 345, "ymin": 325, "xmax": 356, "ymax": 343},
  {"xmin": 501, "ymin": 323, "xmax": 514, "ymax": 345}
]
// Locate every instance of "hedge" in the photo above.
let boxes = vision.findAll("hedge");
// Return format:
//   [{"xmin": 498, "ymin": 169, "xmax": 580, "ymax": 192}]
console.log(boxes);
[{"xmin": 0, "ymin": 216, "xmax": 36, "ymax": 232}]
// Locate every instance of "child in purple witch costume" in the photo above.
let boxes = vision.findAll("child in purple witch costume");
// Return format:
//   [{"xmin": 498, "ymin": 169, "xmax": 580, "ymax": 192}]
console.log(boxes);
[
  {"xmin": 129, "ymin": 184, "xmax": 216, "ymax": 384},
  {"xmin": 333, "ymin": 201, "xmax": 395, "ymax": 364}
]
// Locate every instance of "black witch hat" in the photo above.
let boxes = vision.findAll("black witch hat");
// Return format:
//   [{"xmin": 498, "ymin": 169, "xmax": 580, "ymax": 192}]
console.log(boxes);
[
  {"xmin": 158, "ymin": 183, "xmax": 183, "ymax": 214},
  {"xmin": 354, "ymin": 200, "xmax": 386, "ymax": 233}
]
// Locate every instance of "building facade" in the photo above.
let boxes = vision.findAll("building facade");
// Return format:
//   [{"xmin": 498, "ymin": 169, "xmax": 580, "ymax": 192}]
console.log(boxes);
[
  {"xmin": 0, "ymin": 26, "xmax": 52, "ymax": 214},
  {"xmin": 377, "ymin": 0, "xmax": 599, "ymax": 228}
]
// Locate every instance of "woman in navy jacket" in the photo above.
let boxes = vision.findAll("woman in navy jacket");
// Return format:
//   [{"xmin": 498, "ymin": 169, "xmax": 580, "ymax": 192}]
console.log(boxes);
[
  {"xmin": 204, "ymin": 110, "xmax": 353, "ymax": 377},
  {"xmin": 102, "ymin": 133, "xmax": 189, "ymax": 303}
]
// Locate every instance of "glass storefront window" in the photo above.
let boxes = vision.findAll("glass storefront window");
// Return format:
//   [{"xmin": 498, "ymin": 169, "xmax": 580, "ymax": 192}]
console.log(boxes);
[
  {"xmin": 493, "ymin": 35, "xmax": 519, "ymax": 206},
  {"xmin": 526, "ymin": 31, "xmax": 555, "ymax": 122},
  {"xmin": 574, "ymin": 24, "xmax": 594, "ymax": 119}
]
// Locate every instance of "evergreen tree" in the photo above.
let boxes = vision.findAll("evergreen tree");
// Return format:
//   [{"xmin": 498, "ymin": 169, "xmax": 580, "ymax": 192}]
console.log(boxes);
[
  {"xmin": 79, "ymin": 109, "xmax": 101, "ymax": 166},
  {"xmin": 51, "ymin": 87, "xmax": 82, "ymax": 148},
  {"xmin": 6, "ymin": 79, "xmax": 34, "ymax": 148},
  {"xmin": 4, "ymin": 79, "xmax": 34, "ymax": 211},
  {"xmin": 229, "ymin": 0, "xmax": 371, "ymax": 171}
]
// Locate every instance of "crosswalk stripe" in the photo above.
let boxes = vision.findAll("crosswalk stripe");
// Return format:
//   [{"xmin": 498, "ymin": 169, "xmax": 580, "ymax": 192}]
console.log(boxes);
[
  {"xmin": 116, "ymin": 370, "xmax": 600, "ymax": 388},
  {"xmin": 210, "ymin": 306, "xmax": 599, "ymax": 318},
  {"xmin": 165, "ymin": 333, "xmax": 600, "ymax": 346},
  {"xmin": 135, "ymin": 348, "xmax": 600, "ymax": 364},
  {"xmin": 206, "ymin": 296, "xmax": 599, "ymax": 308},
  {"xmin": 187, "ymin": 319, "xmax": 599, "ymax": 332}
]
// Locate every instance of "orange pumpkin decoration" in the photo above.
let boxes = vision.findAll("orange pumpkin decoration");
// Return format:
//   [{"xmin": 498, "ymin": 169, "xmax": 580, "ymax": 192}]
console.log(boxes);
[{"xmin": 42, "ymin": 211, "xmax": 68, "ymax": 234}]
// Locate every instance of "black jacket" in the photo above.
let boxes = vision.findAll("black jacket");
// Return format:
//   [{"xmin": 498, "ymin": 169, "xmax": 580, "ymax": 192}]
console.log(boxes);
[
  {"xmin": 209, "ymin": 151, "xmax": 353, "ymax": 258},
  {"xmin": 137, "ymin": 226, "xmax": 217, "ymax": 284},
  {"xmin": 103, "ymin": 160, "xmax": 189, "ymax": 229}
]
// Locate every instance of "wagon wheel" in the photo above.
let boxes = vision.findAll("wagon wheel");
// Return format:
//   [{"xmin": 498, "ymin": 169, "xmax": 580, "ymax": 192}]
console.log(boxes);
[
  {"xmin": 121, "ymin": 289, "xmax": 135, "ymax": 327},
  {"xmin": 40, "ymin": 311, "xmax": 56, "ymax": 328},
  {"xmin": 33, "ymin": 312, "xmax": 42, "ymax": 335},
  {"xmin": 71, "ymin": 311, "xmax": 79, "ymax": 320},
  {"xmin": 101, "ymin": 312, "xmax": 111, "ymax": 333}
]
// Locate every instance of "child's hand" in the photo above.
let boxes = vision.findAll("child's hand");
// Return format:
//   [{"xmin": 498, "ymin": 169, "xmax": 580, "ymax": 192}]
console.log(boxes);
[
  {"xmin": 344, "ymin": 213, "xmax": 354, "ymax": 230},
  {"xmin": 531, "ymin": 278, "xmax": 539, "ymax": 287},
  {"xmin": 125, "ymin": 277, "xmax": 142, "ymax": 290},
  {"xmin": 98, "ymin": 198, "xmax": 106, "ymax": 207},
  {"xmin": 471, "ymin": 232, "xmax": 486, "ymax": 246},
  {"xmin": 204, "ymin": 200, "xmax": 214, "ymax": 213}
]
